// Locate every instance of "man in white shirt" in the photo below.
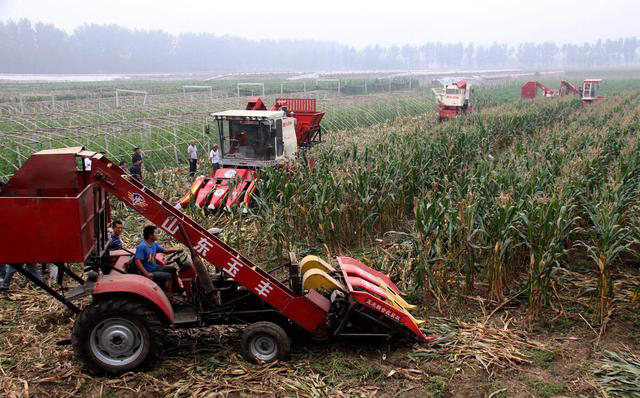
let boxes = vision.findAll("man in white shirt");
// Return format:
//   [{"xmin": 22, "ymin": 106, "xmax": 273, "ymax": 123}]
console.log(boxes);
[
  {"xmin": 209, "ymin": 144, "xmax": 220, "ymax": 174},
  {"xmin": 187, "ymin": 140, "xmax": 198, "ymax": 177},
  {"xmin": 84, "ymin": 158, "xmax": 92, "ymax": 171}
]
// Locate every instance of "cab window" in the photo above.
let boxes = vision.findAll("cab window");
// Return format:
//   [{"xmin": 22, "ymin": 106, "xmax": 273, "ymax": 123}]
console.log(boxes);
[{"xmin": 275, "ymin": 119, "xmax": 284, "ymax": 157}]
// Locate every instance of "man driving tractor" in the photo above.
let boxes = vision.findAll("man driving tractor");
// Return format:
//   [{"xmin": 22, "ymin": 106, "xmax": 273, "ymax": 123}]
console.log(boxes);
[{"xmin": 134, "ymin": 225, "xmax": 182, "ymax": 298}]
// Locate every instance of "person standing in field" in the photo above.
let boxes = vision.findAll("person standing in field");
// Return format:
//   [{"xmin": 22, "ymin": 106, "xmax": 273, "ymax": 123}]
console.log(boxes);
[
  {"xmin": 209, "ymin": 144, "xmax": 220, "ymax": 174},
  {"xmin": 187, "ymin": 140, "xmax": 198, "ymax": 177},
  {"xmin": 129, "ymin": 159, "xmax": 142, "ymax": 181},
  {"xmin": 132, "ymin": 147, "xmax": 143, "ymax": 165},
  {"xmin": 131, "ymin": 147, "xmax": 143, "ymax": 178},
  {"xmin": 1, "ymin": 264, "xmax": 43, "ymax": 292}
]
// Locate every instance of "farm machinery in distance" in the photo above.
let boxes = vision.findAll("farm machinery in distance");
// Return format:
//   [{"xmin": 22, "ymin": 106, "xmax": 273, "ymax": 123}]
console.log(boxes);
[
  {"xmin": 432, "ymin": 80, "xmax": 473, "ymax": 122},
  {"xmin": 0, "ymin": 147, "xmax": 429, "ymax": 374},
  {"xmin": 175, "ymin": 97, "xmax": 324, "ymax": 212},
  {"xmin": 520, "ymin": 79, "xmax": 604, "ymax": 104}
]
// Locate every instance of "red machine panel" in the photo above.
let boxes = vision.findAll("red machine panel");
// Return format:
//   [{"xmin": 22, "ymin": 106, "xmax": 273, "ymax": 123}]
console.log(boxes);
[
  {"xmin": 337, "ymin": 257, "xmax": 431, "ymax": 342},
  {"xmin": 0, "ymin": 180, "xmax": 102, "ymax": 264},
  {"xmin": 274, "ymin": 98, "xmax": 325, "ymax": 146}
]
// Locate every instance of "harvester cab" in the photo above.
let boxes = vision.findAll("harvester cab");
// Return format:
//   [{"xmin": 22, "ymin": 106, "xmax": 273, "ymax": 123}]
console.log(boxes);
[
  {"xmin": 432, "ymin": 80, "xmax": 472, "ymax": 121},
  {"xmin": 581, "ymin": 79, "xmax": 603, "ymax": 103},
  {"xmin": 213, "ymin": 109, "xmax": 297, "ymax": 169}
]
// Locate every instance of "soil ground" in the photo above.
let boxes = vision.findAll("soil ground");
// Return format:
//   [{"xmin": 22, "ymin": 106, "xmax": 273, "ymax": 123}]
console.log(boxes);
[{"xmin": 1, "ymin": 265, "xmax": 638, "ymax": 398}]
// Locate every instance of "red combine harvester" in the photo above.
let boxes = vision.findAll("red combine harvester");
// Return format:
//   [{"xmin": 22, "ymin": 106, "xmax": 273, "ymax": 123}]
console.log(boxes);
[
  {"xmin": 432, "ymin": 80, "xmax": 473, "ymax": 122},
  {"xmin": 521, "ymin": 79, "xmax": 604, "ymax": 104},
  {"xmin": 0, "ymin": 147, "xmax": 428, "ymax": 374},
  {"xmin": 520, "ymin": 81, "xmax": 559, "ymax": 98},
  {"xmin": 176, "ymin": 97, "xmax": 324, "ymax": 212}
]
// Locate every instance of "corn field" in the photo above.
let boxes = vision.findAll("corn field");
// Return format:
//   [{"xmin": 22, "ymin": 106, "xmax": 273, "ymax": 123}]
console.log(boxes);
[
  {"xmin": 239, "ymin": 86, "xmax": 640, "ymax": 320},
  {"xmin": 2, "ymin": 78, "xmax": 639, "ymax": 322}
]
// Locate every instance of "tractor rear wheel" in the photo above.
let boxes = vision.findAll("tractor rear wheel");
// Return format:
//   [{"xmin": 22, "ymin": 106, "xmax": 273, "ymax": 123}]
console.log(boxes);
[
  {"xmin": 240, "ymin": 321, "xmax": 291, "ymax": 364},
  {"xmin": 72, "ymin": 298, "xmax": 166, "ymax": 375}
]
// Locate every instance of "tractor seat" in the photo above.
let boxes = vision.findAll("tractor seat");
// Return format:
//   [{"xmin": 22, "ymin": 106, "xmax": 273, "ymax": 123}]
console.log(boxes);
[
  {"xmin": 109, "ymin": 250, "xmax": 167, "ymax": 275},
  {"xmin": 110, "ymin": 250, "xmax": 134, "ymax": 273}
]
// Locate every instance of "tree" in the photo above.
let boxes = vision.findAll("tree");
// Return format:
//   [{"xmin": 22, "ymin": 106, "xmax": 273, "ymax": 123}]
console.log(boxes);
[
  {"xmin": 623, "ymin": 37, "xmax": 638, "ymax": 65},
  {"xmin": 0, "ymin": 19, "xmax": 637, "ymax": 73}
]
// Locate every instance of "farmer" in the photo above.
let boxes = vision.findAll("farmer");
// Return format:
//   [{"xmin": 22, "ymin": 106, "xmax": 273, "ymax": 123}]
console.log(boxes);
[
  {"xmin": 187, "ymin": 140, "xmax": 198, "ymax": 177},
  {"xmin": 238, "ymin": 130, "xmax": 248, "ymax": 146},
  {"xmin": 132, "ymin": 147, "xmax": 143, "ymax": 166},
  {"xmin": 134, "ymin": 226, "xmax": 182, "ymax": 296},
  {"xmin": 209, "ymin": 144, "xmax": 220, "ymax": 173},
  {"xmin": 229, "ymin": 131, "xmax": 247, "ymax": 154},
  {"xmin": 108, "ymin": 220, "xmax": 125, "ymax": 251},
  {"xmin": 1, "ymin": 264, "xmax": 43, "ymax": 292},
  {"xmin": 129, "ymin": 159, "xmax": 142, "ymax": 181}
]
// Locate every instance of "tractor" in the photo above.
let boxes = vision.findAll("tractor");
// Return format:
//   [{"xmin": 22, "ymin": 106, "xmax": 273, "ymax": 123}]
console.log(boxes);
[
  {"xmin": 0, "ymin": 148, "xmax": 428, "ymax": 374},
  {"xmin": 176, "ymin": 97, "xmax": 324, "ymax": 212}
]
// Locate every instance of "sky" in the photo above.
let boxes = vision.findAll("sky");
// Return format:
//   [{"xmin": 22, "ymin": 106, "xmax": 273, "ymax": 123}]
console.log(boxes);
[{"xmin": 0, "ymin": 0, "xmax": 638, "ymax": 47}]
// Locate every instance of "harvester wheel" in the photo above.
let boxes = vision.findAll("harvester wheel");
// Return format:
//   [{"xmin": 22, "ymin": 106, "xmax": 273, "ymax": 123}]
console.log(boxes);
[
  {"xmin": 72, "ymin": 298, "xmax": 166, "ymax": 375},
  {"xmin": 240, "ymin": 321, "xmax": 291, "ymax": 364}
]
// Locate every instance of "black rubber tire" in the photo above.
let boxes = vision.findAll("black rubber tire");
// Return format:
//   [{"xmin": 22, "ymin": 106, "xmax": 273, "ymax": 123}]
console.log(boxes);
[
  {"xmin": 240, "ymin": 321, "xmax": 291, "ymax": 364},
  {"xmin": 71, "ymin": 298, "xmax": 166, "ymax": 375}
]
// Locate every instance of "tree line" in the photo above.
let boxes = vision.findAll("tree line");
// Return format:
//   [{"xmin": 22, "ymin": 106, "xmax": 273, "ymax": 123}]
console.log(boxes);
[{"xmin": 0, "ymin": 19, "xmax": 638, "ymax": 74}]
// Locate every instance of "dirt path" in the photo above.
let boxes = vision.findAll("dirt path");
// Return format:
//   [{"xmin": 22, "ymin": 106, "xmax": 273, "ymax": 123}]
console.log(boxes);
[{"xmin": 1, "ymin": 269, "xmax": 638, "ymax": 397}]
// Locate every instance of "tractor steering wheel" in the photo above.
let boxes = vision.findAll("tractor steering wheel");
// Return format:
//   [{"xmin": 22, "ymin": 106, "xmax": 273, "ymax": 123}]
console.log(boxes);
[{"xmin": 164, "ymin": 250, "xmax": 184, "ymax": 265}]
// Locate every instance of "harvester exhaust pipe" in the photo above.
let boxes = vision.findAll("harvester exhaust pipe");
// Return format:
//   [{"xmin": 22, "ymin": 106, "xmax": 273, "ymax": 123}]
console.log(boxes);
[{"xmin": 177, "ymin": 223, "xmax": 215, "ymax": 294}]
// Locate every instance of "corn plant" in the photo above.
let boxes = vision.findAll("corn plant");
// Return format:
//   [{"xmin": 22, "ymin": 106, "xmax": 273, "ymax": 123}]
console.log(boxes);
[
  {"xmin": 413, "ymin": 194, "xmax": 449, "ymax": 307},
  {"xmin": 518, "ymin": 198, "xmax": 579, "ymax": 317},
  {"xmin": 578, "ymin": 192, "xmax": 632, "ymax": 322}
]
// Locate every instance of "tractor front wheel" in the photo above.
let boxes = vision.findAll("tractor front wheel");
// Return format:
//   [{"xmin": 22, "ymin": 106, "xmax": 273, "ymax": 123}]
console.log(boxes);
[
  {"xmin": 240, "ymin": 321, "xmax": 291, "ymax": 364},
  {"xmin": 72, "ymin": 299, "xmax": 166, "ymax": 375}
]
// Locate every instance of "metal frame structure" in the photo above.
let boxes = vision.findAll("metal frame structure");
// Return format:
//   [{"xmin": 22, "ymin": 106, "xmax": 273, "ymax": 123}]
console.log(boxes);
[
  {"xmin": 183, "ymin": 85, "xmax": 213, "ymax": 100},
  {"xmin": 280, "ymin": 81, "xmax": 307, "ymax": 95},
  {"xmin": 315, "ymin": 79, "xmax": 341, "ymax": 94},
  {"xmin": 115, "ymin": 89, "xmax": 148, "ymax": 107},
  {"xmin": 19, "ymin": 93, "xmax": 55, "ymax": 113},
  {"xmin": 236, "ymin": 83, "xmax": 265, "ymax": 97},
  {"xmin": 353, "ymin": 79, "xmax": 368, "ymax": 94}
]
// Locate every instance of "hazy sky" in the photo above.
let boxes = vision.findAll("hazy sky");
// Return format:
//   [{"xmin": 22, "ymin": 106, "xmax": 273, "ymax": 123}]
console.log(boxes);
[{"xmin": 0, "ymin": 0, "xmax": 637, "ymax": 47}]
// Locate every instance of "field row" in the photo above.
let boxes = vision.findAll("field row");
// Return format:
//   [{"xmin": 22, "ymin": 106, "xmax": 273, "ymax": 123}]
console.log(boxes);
[{"xmin": 217, "ymin": 91, "xmax": 640, "ymax": 320}]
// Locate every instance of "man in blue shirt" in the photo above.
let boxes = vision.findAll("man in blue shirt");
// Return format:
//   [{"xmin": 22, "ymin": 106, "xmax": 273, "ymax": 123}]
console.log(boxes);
[
  {"xmin": 132, "ymin": 147, "xmax": 143, "ymax": 167},
  {"xmin": 134, "ymin": 225, "xmax": 181, "ymax": 295},
  {"xmin": 129, "ymin": 159, "xmax": 142, "ymax": 181}
]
